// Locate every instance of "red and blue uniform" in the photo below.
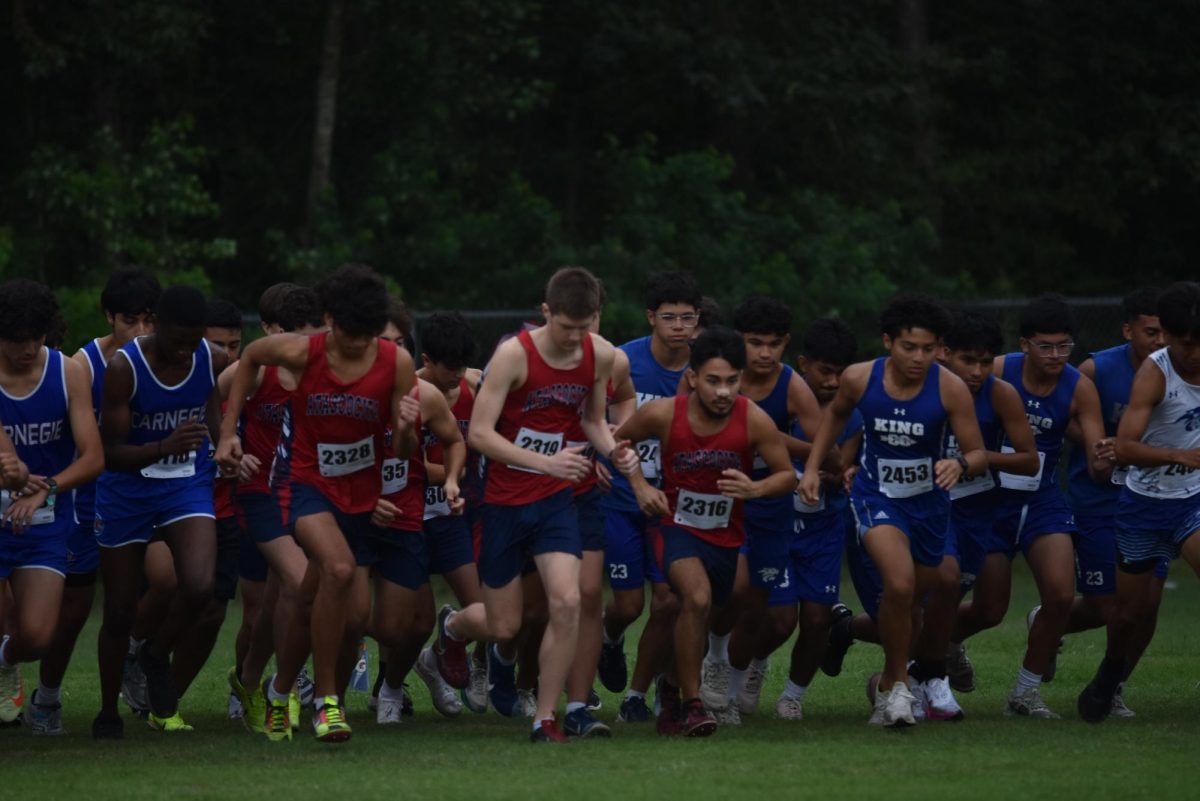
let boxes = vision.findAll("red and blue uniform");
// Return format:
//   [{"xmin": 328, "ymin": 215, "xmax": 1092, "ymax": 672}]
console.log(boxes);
[{"xmin": 233, "ymin": 365, "xmax": 292, "ymax": 582}]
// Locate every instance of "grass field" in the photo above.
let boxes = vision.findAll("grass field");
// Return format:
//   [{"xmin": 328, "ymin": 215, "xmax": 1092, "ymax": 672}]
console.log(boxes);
[{"xmin": 5, "ymin": 559, "xmax": 1198, "ymax": 800}]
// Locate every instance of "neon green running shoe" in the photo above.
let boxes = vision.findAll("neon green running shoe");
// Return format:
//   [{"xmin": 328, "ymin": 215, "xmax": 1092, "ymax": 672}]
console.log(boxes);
[
  {"xmin": 263, "ymin": 684, "xmax": 292, "ymax": 742},
  {"xmin": 312, "ymin": 697, "xmax": 352, "ymax": 743},
  {"xmin": 228, "ymin": 667, "xmax": 265, "ymax": 734},
  {"xmin": 288, "ymin": 690, "xmax": 301, "ymax": 732},
  {"xmin": 148, "ymin": 712, "xmax": 194, "ymax": 732}
]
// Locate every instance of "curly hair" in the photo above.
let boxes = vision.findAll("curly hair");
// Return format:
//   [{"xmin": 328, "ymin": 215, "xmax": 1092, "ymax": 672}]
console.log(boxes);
[{"xmin": 0, "ymin": 279, "xmax": 62, "ymax": 342}]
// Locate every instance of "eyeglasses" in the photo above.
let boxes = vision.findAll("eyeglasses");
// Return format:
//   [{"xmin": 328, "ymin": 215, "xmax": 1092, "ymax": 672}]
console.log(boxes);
[
  {"xmin": 657, "ymin": 312, "xmax": 699, "ymax": 327},
  {"xmin": 1028, "ymin": 339, "xmax": 1075, "ymax": 356}
]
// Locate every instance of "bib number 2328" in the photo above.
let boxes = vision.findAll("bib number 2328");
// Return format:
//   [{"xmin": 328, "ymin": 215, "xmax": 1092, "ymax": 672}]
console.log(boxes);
[{"xmin": 318, "ymin": 436, "xmax": 375, "ymax": 478}]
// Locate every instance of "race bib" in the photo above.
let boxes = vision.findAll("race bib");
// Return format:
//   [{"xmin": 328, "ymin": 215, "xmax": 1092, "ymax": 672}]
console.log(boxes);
[
  {"xmin": 674, "ymin": 489, "xmax": 732, "ymax": 531},
  {"xmin": 0, "ymin": 490, "xmax": 55, "ymax": 526},
  {"xmin": 381, "ymin": 457, "xmax": 409, "ymax": 494},
  {"xmin": 877, "ymin": 457, "xmax": 933, "ymax": 499},
  {"xmin": 998, "ymin": 448, "xmax": 1045, "ymax": 492},
  {"xmin": 1110, "ymin": 465, "xmax": 1130, "ymax": 487},
  {"xmin": 318, "ymin": 436, "xmax": 375, "ymax": 478},
  {"xmin": 423, "ymin": 484, "xmax": 450, "ymax": 519},
  {"xmin": 950, "ymin": 470, "xmax": 996, "ymax": 501},
  {"xmin": 568, "ymin": 439, "xmax": 596, "ymax": 460},
  {"xmin": 793, "ymin": 468, "xmax": 826, "ymax": 513},
  {"xmin": 141, "ymin": 450, "xmax": 197, "ymax": 480},
  {"xmin": 637, "ymin": 438, "xmax": 661, "ymax": 480},
  {"xmin": 511, "ymin": 428, "xmax": 563, "ymax": 474}
]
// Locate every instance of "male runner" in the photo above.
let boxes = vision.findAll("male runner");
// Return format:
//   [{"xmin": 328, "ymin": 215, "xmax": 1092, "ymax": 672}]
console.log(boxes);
[{"xmin": 800, "ymin": 294, "xmax": 987, "ymax": 727}]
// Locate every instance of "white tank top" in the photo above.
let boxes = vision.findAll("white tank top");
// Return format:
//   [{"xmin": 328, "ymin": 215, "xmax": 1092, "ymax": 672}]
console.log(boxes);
[{"xmin": 1126, "ymin": 347, "xmax": 1200, "ymax": 500}]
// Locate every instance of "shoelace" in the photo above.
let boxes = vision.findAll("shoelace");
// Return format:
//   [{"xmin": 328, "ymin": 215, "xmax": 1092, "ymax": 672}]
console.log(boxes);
[
  {"xmin": 267, "ymin": 701, "xmax": 289, "ymax": 730},
  {"xmin": 321, "ymin": 703, "xmax": 346, "ymax": 726}
]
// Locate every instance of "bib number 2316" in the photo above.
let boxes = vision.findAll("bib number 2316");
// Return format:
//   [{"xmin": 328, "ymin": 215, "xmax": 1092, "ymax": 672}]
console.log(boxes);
[
  {"xmin": 318, "ymin": 436, "xmax": 375, "ymax": 478},
  {"xmin": 674, "ymin": 489, "xmax": 732, "ymax": 531}
]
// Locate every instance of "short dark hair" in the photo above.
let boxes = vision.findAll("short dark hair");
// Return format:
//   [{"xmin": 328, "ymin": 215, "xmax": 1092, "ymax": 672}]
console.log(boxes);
[
  {"xmin": 733, "ymin": 295, "xmax": 792, "ymax": 337},
  {"xmin": 101, "ymin": 267, "xmax": 161, "ymax": 317},
  {"xmin": 545, "ymin": 267, "xmax": 602, "ymax": 319},
  {"xmin": 259, "ymin": 282, "xmax": 298, "ymax": 326},
  {"xmin": 420, "ymin": 311, "xmax": 476, "ymax": 369},
  {"xmin": 156, "ymin": 285, "xmax": 207, "ymax": 329},
  {"xmin": 0, "ymin": 279, "xmax": 61, "ymax": 342},
  {"xmin": 944, "ymin": 309, "xmax": 1004, "ymax": 356},
  {"xmin": 205, "ymin": 299, "xmax": 243, "ymax": 330},
  {"xmin": 1019, "ymin": 293, "xmax": 1074, "ymax": 339},
  {"xmin": 1157, "ymin": 282, "xmax": 1200, "ymax": 340},
  {"xmin": 386, "ymin": 296, "xmax": 415, "ymax": 350},
  {"xmin": 802, "ymin": 317, "xmax": 857, "ymax": 366},
  {"xmin": 643, "ymin": 271, "xmax": 702, "ymax": 312},
  {"xmin": 879, "ymin": 292, "xmax": 952, "ymax": 339},
  {"xmin": 315, "ymin": 263, "xmax": 388, "ymax": 337},
  {"xmin": 1122, "ymin": 286, "xmax": 1162, "ymax": 322},
  {"xmin": 689, "ymin": 326, "xmax": 746, "ymax": 371},
  {"xmin": 277, "ymin": 286, "xmax": 323, "ymax": 332}
]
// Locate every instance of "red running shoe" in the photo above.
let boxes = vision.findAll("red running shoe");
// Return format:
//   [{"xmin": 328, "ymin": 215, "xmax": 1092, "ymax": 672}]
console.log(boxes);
[
  {"xmin": 530, "ymin": 717, "xmax": 570, "ymax": 743},
  {"xmin": 433, "ymin": 605, "xmax": 470, "ymax": 690},
  {"xmin": 682, "ymin": 699, "xmax": 717, "ymax": 738}
]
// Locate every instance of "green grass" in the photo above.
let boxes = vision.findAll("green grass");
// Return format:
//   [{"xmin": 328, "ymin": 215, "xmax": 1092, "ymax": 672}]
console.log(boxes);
[{"xmin": 5, "ymin": 560, "xmax": 1199, "ymax": 800}]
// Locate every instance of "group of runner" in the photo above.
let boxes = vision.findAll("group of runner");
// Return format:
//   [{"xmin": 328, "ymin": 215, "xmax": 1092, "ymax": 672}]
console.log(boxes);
[{"xmin": 0, "ymin": 264, "xmax": 1197, "ymax": 742}]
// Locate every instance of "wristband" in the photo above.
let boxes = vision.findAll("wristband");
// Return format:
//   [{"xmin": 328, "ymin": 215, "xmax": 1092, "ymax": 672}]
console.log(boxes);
[{"xmin": 955, "ymin": 454, "xmax": 970, "ymax": 475}]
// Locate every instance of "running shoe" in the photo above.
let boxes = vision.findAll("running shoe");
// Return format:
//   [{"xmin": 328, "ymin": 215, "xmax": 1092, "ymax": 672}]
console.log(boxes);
[
  {"xmin": 597, "ymin": 633, "xmax": 628, "ymax": 693},
  {"xmin": 1006, "ymin": 686, "xmax": 1060, "ymax": 719},
  {"xmin": 312, "ymin": 697, "xmax": 352, "ymax": 742},
  {"xmin": 433, "ymin": 605, "xmax": 470, "ymax": 689},
  {"xmin": 737, "ymin": 659, "xmax": 768, "ymax": 716},
  {"xmin": 821, "ymin": 604, "xmax": 855, "ymax": 677},
  {"xmin": 618, "ymin": 694, "xmax": 650, "ymax": 723},
  {"xmin": 563, "ymin": 706, "xmax": 611, "ymax": 738},
  {"xmin": 530, "ymin": 716, "xmax": 569, "ymax": 743},
  {"xmin": 28, "ymin": 689, "xmax": 64, "ymax": 736},
  {"xmin": 148, "ymin": 712, "xmax": 194, "ymax": 732},
  {"xmin": 682, "ymin": 699, "xmax": 717, "ymax": 737},
  {"xmin": 416, "ymin": 647, "xmax": 464, "ymax": 717}
]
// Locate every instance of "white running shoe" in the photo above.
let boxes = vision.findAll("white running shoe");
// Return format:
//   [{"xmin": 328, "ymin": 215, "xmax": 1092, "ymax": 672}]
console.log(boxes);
[
  {"xmin": 28, "ymin": 690, "xmax": 64, "ymax": 736},
  {"xmin": 1005, "ymin": 685, "xmax": 1060, "ymax": 719},
  {"xmin": 713, "ymin": 701, "xmax": 741, "ymax": 726},
  {"xmin": 120, "ymin": 653, "xmax": 149, "ymax": 715},
  {"xmin": 883, "ymin": 681, "xmax": 917, "ymax": 727},
  {"xmin": 867, "ymin": 677, "xmax": 887, "ymax": 726},
  {"xmin": 0, "ymin": 660, "xmax": 24, "ymax": 723},
  {"xmin": 919, "ymin": 677, "xmax": 964, "ymax": 721},
  {"xmin": 376, "ymin": 692, "xmax": 404, "ymax": 724},
  {"xmin": 946, "ymin": 641, "xmax": 976, "ymax": 693},
  {"xmin": 775, "ymin": 695, "xmax": 804, "ymax": 721},
  {"xmin": 415, "ymin": 647, "xmax": 463, "ymax": 718},
  {"xmin": 699, "ymin": 657, "xmax": 731, "ymax": 711},
  {"xmin": 1111, "ymin": 683, "xmax": 1136, "ymax": 718},
  {"xmin": 515, "ymin": 689, "xmax": 537, "ymax": 718},
  {"xmin": 737, "ymin": 660, "xmax": 768, "ymax": 716},
  {"xmin": 463, "ymin": 662, "xmax": 488, "ymax": 714},
  {"xmin": 228, "ymin": 688, "xmax": 244, "ymax": 720}
]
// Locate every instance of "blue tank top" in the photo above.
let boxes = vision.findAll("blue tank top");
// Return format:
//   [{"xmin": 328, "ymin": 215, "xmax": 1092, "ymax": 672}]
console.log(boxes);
[
  {"xmin": 603, "ymin": 336, "xmax": 688, "ymax": 513},
  {"xmin": 96, "ymin": 337, "xmax": 216, "ymax": 503},
  {"xmin": 0, "ymin": 348, "xmax": 75, "ymax": 530},
  {"xmin": 73, "ymin": 339, "xmax": 108, "ymax": 523},
  {"xmin": 944, "ymin": 373, "xmax": 1001, "ymax": 506},
  {"xmin": 852, "ymin": 358, "xmax": 948, "ymax": 502},
  {"xmin": 745, "ymin": 365, "xmax": 796, "ymax": 522},
  {"xmin": 1066, "ymin": 344, "xmax": 1134, "ymax": 514},
  {"xmin": 998, "ymin": 352, "xmax": 1080, "ymax": 492},
  {"xmin": 793, "ymin": 407, "xmax": 863, "ymax": 518}
]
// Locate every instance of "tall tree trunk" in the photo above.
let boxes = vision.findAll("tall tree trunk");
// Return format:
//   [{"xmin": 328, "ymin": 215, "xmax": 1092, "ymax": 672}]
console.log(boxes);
[{"xmin": 306, "ymin": 0, "xmax": 345, "ymax": 242}]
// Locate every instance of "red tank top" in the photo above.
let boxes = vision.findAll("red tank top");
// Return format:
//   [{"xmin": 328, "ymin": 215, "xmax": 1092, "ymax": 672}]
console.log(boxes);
[
  {"xmin": 660, "ymin": 394, "xmax": 752, "ymax": 548},
  {"xmin": 422, "ymin": 377, "xmax": 474, "ymax": 519},
  {"xmin": 238, "ymin": 366, "xmax": 291, "ymax": 497},
  {"xmin": 566, "ymin": 377, "xmax": 614, "ymax": 497},
  {"xmin": 484, "ymin": 330, "xmax": 595, "ymax": 506},
  {"xmin": 291, "ymin": 332, "xmax": 397, "ymax": 514},
  {"xmin": 379, "ymin": 415, "xmax": 426, "ymax": 533}
]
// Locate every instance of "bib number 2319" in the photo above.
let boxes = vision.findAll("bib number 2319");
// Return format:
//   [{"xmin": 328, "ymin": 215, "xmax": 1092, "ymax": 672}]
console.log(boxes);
[{"xmin": 511, "ymin": 428, "xmax": 563, "ymax": 474}]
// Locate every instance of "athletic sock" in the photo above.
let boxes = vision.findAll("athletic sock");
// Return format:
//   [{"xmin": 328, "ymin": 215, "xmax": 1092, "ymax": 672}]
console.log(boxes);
[
  {"xmin": 444, "ymin": 611, "xmax": 465, "ymax": 642},
  {"xmin": 491, "ymin": 643, "xmax": 516, "ymax": 666},
  {"xmin": 380, "ymin": 680, "xmax": 405, "ymax": 701},
  {"xmin": 781, "ymin": 680, "xmax": 807, "ymax": 701},
  {"xmin": 36, "ymin": 683, "xmax": 61, "ymax": 705},
  {"xmin": 0, "ymin": 636, "xmax": 10, "ymax": 667},
  {"xmin": 267, "ymin": 674, "xmax": 290, "ymax": 704},
  {"xmin": 624, "ymin": 690, "xmax": 646, "ymax": 701},
  {"xmin": 1015, "ymin": 666, "xmax": 1042, "ymax": 694},
  {"xmin": 707, "ymin": 633, "xmax": 730, "ymax": 663},
  {"xmin": 565, "ymin": 701, "xmax": 586, "ymax": 715}
]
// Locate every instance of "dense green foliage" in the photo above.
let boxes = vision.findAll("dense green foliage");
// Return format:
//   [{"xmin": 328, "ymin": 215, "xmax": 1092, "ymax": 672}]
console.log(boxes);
[{"xmin": 3, "ymin": 1, "xmax": 1197, "ymax": 348}]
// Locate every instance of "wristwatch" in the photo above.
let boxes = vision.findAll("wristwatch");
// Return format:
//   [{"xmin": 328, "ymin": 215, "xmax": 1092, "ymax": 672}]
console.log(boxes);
[
  {"xmin": 45, "ymin": 478, "xmax": 58, "ymax": 509},
  {"xmin": 955, "ymin": 455, "xmax": 970, "ymax": 476}
]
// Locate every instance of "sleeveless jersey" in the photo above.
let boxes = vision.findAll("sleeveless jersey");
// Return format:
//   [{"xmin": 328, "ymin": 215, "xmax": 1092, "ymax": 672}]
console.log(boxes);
[
  {"xmin": 1067, "ymin": 344, "xmax": 1136, "ymax": 511},
  {"xmin": 1126, "ymin": 347, "xmax": 1200, "ymax": 500},
  {"xmin": 0, "ymin": 348, "xmax": 76, "ymax": 528},
  {"xmin": 853, "ymin": 359, "xmax": 948, "ymax": 501},
  {"xmin": 288, "ymin": 332, "xmax": 397, "ymax": 515},
  {"xmin": 604, "ymin": 336, "xmax": 688, "ymax": 512},
  {"xmin": 998, "ymin": 353, "xmax": 1080, "ymax": 492},
  {"xmin": 793, "ymin": 408, "xmax": 863, "ymax": 518},
  {"xmin": 746, "ymin": 365, "xmax": 796, "ymax": 521},
  {"xmin": 73, "ymin": 338, "xmax": 108, "ymax": 524},
  {"xmin": 238, "ymin": 366, "xmax": 291, "ymax": 497},
  {"xmin": 421, "ymin": 378, "xmax": 473, "ymax": 520},
  {"xmin": 380, "ymin": 416, "xmax": 427, "ymax": 533},
  {"xmin": 943, "ymin": 373, "xmax": 1002, "ymax": 502},
  {"xmin": 97, "ymin": 337, "xmax": 216, "ymax": 503},
  {"xmin": 660, "ymin": 394, "xmax": 753, "ymax": 548},
  {"xmin": 484, "ymin": 329, "xmax": 595, "ymax": 506}
]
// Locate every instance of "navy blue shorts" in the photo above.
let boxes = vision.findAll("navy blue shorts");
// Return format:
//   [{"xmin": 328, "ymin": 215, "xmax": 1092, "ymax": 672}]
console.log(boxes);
[
  {"xmin": 603, "ymin": 506, "xmax": 665, "ymax": 589},
  {"xmin": 658, "ymin": 525, "xmax": 739, "ymax": 607},
  {"xmin": 769, "ymin": 512, "xmax": 846, "ymax": 607},
  {"xmin": 238, "ymin": 529, "xmax": 269, "ymax": 583},
  {"xmin": 236, "ymin": 492, "xmax": 287, "ymax": 544},
  {"xmin": 949, "ymin": 494, "xmax": 998, "ymax": 594},
  {"xmin": 369, "ymin": 527, "xmax": 430, "ymax": 589},
  {"xmin": 95, "ymin": 479, "xmax": 215, "ymax": 549},
  {"xmin": 478, "ymin": 488, "xmax": 580, "ymax": 589},
  {"xmin": 1073, "ymin": 511, "xmax": 1117, "ymax": 595},
  {"xmin": 574, "ymin": 487, "xmax": 606, "ymax": 552},
  {"xmin": 1116, "ymin": 491, "xmax": 1200, "ymax": 571},
  {"xmin": 0, "ymin": 518, "xmax": 70, "ymax": 579},
  {"xmin": 65, "ymin": 519, "xmax": 99, "ymax": 575},
  {"xmin": 214, "ymin": 515, "xmax": 243, "ymax": 601},
  {"xmin": 985, "ymin": 487, "xmax": 1077, "ymax": 558},
  {"xmin": 424, "ymin": 514, "xmax": 474, "ymax": 576},
  {"xmin": 290, "ymin": 482, "xmax": 375, "ymax": 567},
  {"xmin": 742, "ymin": 501, "xmax": 792, "ymax": 589},
  {"xmin": 851, "ymin": 491, "xmax": 948, "ymax": 568}
]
